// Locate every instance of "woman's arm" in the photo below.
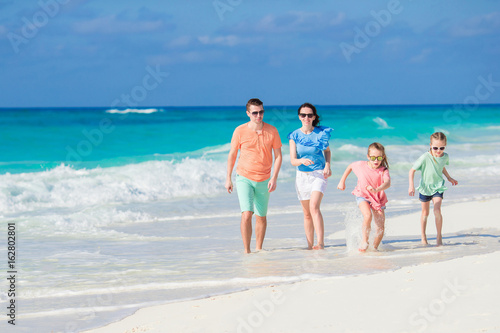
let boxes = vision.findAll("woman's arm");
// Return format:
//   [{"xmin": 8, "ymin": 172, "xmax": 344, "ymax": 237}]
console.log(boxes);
[
  {"xmin": 323, "ymin": 147, "xmax": 332, "ymax": 178},
  {"xmin": 289, "ymin": 140, "xmax": 313, "ymax": 167}
]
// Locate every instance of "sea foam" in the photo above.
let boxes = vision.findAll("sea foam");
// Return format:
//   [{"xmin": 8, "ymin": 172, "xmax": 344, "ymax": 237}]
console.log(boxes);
[{"xmin": 0, "ymin": 158, "xmax": 226, "ymax": 214}]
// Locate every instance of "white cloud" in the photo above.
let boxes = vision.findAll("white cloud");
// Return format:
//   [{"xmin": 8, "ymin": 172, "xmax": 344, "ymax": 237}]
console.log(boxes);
[
  {"xmin": 409, "ymin": 48, "xmax": 432, "ymax": 63},
  {"xmin": 169, "ymin": 36, "xmax": 193, "ymax": 48},
  {"xmin": 450, "ymin": 12, "xmax": 500, "ymax": 37},
  {"xmin": 73, "ymin": 15, "xmax": 163, "ymax": 34},
  {"xmin": 197, "ymin": 35, "xmax": 239, "ymax": 46},
  {"xmin": 229, "ymin": 11, "xmax": 345, "ymax": 35}
]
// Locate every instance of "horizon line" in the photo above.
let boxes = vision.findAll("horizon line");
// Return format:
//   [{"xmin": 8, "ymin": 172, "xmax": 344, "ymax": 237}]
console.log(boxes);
[{"xmin": 1, "ymin": 102, "xmax": 500, "ymax": 109}]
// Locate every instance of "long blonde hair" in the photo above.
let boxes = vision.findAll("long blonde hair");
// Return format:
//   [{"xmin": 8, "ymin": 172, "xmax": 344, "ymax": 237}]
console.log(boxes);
[{"xmin": 368, "ymin": 142, "xmax": 389, "ymax": 169}]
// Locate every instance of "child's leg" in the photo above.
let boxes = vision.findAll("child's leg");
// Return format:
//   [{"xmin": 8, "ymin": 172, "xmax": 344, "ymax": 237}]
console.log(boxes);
[
  {"xmin": 432, "ymin": 196, "xmax": 443, "ymax": 246},
  {"xmin": 420, "ymin": 201, "xmax": 430, "ymax": 245},
  {"xmin": 372, "ymin": 209, "xmax": 385, "ymax": 250},
  {"xmin": 358, "ymin": 201, "xmax": 372, "ymax": 250}
]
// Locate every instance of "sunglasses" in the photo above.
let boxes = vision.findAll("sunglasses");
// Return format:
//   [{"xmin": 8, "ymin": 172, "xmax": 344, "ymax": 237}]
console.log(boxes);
[
  {"xmin": 299, "ymin": 113, "xmax": 315, "ymax": 118},
  {"xmin": 431, "ymin": 146, "xmax": 446, "ymax": 151},
  {"xmin": 369, "ymin": 156, "xmax": 384, "ymax": 161},
  {"xmin": 250, "ymin": 110, "xmax": 264, "ymax": 116}
]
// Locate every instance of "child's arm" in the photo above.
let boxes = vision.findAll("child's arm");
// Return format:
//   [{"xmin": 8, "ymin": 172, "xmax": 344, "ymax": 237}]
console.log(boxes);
[
  {"xmin": 408, "ymin": 168, "xmax": 416, "ymax": 196},
  {"xmin": 367, "ymin": 178, "xmax": 391, "ymax": 193},
  {"xmin": 443, "ymin": 167, "xmax": 458, "ymax": 186},
  {"xmin": 337, "ymin": 164, "xmax": 353, "ymax": 191}
]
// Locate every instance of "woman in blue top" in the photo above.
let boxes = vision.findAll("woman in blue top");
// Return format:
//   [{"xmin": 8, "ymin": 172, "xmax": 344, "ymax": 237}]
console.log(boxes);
[{"xmin": 288, "ymin": 103, "xmax": 333, "ymax": 250}]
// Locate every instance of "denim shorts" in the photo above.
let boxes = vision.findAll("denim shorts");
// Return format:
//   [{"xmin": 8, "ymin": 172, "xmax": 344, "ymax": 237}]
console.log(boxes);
[
  {"xmin": 419, "ymin": 192, "xmax": 444, "ymax": 202},
  {"xmin": 356, "ymin": 196, "xmax": 386, "ymax": 210}
]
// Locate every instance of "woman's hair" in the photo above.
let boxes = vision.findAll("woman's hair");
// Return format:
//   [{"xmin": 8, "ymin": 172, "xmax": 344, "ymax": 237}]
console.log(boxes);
[
  {"xmin": 298, "ymin": 103, "xmax": 320, "ymax": 127},
  {"xmin": 368, "ymin": 142, "xmax": 389, "ymax": 169},
  {"xmin": 430, "ymin": 132, "xmax": 447, "ymax": 144}
]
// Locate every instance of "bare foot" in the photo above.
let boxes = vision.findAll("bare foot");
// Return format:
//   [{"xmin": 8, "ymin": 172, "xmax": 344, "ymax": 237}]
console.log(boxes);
[
  {"xmin": 358, "ymin": 242, "xmax": 368, "ymax": 252},
  {"xmin": 313, "ymin": 244, "xmax": 324, "ymax": 250},
  {"xmin": 421, "ymin": 238, "xmax": 428, "ymax": 246}
]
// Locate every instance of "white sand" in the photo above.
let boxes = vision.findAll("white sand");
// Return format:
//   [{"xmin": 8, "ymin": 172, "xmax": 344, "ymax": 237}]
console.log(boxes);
[{"xmin": 84, "ymin": 199, "xmax": 500, "ymax": 333}]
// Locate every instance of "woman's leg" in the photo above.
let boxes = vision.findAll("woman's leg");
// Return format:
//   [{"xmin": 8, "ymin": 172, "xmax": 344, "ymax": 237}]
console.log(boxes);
[
  {"xmin": 309, "ymin": 191, "xmax": 325, "ymax": 249},
  {"xmin": 300, "ymin": 200, "xmax": 314, "ymax": 249}
]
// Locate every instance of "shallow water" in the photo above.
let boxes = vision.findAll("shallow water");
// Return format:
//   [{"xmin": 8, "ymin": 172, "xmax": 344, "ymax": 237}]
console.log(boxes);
[{"xmin": 1, "ymin": 105, "xmax": 499, "ymax": 332}]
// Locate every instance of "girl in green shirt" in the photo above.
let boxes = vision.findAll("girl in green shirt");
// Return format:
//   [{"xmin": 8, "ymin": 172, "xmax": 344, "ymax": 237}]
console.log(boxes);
[{"xmin": 409, "ymin": 132, "xmax": 458, "ymax": 246}]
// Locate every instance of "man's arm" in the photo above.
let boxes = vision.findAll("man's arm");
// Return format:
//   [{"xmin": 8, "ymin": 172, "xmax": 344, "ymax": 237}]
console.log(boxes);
[
  {"xmin": 268, "ymin": 147, "xmax": 282, "ymax": 192},
  {"xmin": 225, "ymin": 145, "xmax": 238, "ymax": 193}
]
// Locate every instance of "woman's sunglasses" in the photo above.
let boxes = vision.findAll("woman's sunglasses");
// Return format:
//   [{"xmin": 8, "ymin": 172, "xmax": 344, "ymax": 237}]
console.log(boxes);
[
  {"xmin": 369, "ymin": 156, "xmax": 384, "ymax": 161},
  {"xmin": 431, "ymin": 146, "xmax": 446, "ymax": 151},
  {"xmin": 299, "ymin": 113, "xmax": 315, "ymax": 118}
]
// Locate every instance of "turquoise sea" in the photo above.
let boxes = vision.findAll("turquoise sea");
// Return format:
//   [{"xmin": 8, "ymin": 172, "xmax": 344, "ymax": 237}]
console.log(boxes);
[{"xmin": 1, "ymin": 105, "xmax": 500, "ymax": 332}]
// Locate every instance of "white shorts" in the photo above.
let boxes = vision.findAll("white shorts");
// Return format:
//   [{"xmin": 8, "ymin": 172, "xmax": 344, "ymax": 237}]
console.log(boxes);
[{"xmin": 295, "ymin": 170, "xmax": 327, "ymax": 201}]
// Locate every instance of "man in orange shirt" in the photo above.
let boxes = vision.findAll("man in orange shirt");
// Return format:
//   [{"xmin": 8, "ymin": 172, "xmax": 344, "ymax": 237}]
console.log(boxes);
[{"xmin": 225, "ymin": 98, "xmax": 283, "ymax": 253}]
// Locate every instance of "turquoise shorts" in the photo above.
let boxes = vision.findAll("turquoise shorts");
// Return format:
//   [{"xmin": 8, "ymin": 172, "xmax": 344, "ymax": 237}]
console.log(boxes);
[{"xmin": 236, "ymin": 174, "xmax": 270, "ymax": 217}]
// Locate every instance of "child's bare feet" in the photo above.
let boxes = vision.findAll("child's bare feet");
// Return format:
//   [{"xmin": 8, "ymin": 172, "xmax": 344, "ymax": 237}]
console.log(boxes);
[
  {"xmin": 421, "ymin": 237, "xmax": 428, "ymax": 245},
  {"xmin": 358, "ymin": 242, "xmax": 368, "ymax": 252},
  {"xmin": 313, "ymin": 244, "xmax": 324, "ymax": 250}
]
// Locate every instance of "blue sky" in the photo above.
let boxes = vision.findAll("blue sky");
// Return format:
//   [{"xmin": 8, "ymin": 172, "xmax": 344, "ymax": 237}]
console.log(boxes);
[{"xmin": 1, "ymin": 0, "xmax": 499, "ymax": 107}]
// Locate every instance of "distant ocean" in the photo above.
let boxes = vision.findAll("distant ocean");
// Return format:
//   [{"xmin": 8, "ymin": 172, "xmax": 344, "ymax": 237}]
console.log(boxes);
[{"xmin": 1, "ymin": 105, "xmax": 499, "ymax": 332}]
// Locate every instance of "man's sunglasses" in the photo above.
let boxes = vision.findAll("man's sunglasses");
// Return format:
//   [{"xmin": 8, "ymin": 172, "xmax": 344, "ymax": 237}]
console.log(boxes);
[{"xmin": 251, "ymin": 110, "xmax": 264, "ymax": 116}]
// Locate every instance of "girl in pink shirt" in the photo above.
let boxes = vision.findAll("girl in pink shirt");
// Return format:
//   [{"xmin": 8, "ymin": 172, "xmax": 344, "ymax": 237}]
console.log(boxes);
[{"xmin": 337, "ymin": 142, "xmax": 391, "ymax": 252}]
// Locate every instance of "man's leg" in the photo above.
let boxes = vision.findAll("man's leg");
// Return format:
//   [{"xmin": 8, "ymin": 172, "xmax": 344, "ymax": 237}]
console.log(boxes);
[
  {"xmin": 236, "ymin": 175, "xmax": 255, "ymax": 253},
  {"xmin": 255, "ymin": 215, "xmax": 267, "ymax": 251},
  {"xmin": 254, "ymin": 179, "xmax": 271, "ymax": 252},
  {"xmin": 241, "ymin": 211, "xmax": 253, "ymax": 254}
]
